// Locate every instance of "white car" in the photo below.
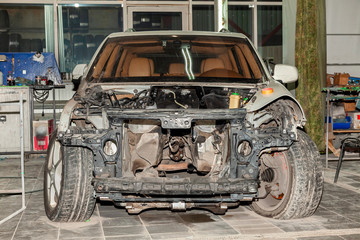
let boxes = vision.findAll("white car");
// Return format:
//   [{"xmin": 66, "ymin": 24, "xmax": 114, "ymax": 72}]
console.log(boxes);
[{"xmin": 44, "ymin": 31, "xmax": 323, "ymax": 222}]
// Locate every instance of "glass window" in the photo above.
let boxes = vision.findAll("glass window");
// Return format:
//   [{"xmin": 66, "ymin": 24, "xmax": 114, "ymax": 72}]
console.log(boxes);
[
  {"xmin": 0, "ymin": 6, "xmax": 46, "ymax": 53},
  {"xmin": 192, "ymin": 6, "xmax": 214, "ymax": 31},
  {"xmin": 132, "ymin": 12, "xmax": 182, "ymax": 31},
  {"xmin": 228, "ymin": 6, "xmax": 253, "ymax": 41},
  {"xmin": 60, "ymin": 6, "xmax": 123, "ymax": 72},
  {"xmin": 257, "ymin": 5, "xmax": 283, "ymax": 64},
  {"xmin": 87, "ymin": 35, "xmax": 265, "ymax": 83}
]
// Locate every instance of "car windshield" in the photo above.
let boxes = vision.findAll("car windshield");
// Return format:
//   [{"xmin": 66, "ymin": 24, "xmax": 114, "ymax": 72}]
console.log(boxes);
[{"xmin": 86, "ymin": 34, "xmax": 266, "ymax": 84}]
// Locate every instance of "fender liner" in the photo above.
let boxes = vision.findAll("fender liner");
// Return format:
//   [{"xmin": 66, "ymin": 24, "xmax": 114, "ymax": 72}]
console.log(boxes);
[{"xmin": 245, "ymin": 80, "xmax": 306, "ymax": 126}]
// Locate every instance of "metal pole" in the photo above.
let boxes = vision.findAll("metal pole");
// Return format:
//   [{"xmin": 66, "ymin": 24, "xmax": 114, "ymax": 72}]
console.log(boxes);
[
  {"xmin": 253, "ymin": 0, "xmax": 258, "ymax": 48},
  {"xmin": 20, "ymin": 92, "xmax": 26, "ymax": 209},
  {"xmin": 326, "ymin": 89, "xmax": 330, "ymax": 168},
  {"xmin": 215, "ymin": 0, "xmax": 228, "ymax": 31},
  {"xmin": 53, "ymin": 0, "xmax": 59, "ymax": 64},
  {"xmin": 53, "ymin": 88, "xmax": 56, "ymax": 130}
]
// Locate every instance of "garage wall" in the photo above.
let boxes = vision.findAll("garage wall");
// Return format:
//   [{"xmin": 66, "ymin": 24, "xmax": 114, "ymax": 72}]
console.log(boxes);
[{"xmin": 326, "ymin": 0, "xmax": 360, "ymax": 76}]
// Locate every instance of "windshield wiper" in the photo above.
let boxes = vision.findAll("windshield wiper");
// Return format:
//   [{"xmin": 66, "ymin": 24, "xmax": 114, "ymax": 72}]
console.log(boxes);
[{"xmin": 181, "ymin": 44, "xmax": 195, "ymax": 80}]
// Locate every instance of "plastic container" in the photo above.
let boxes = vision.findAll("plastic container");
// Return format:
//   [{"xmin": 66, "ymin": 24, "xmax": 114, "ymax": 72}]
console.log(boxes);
[
  {"xmin": 7, "ymin": 71, "xmax": 14, "ymax": 86},
  {"xmin": 229, "ymin": 93, "xmax": 240, "ymax": 109},
  {"xmin": 325, "ymin": 116, "xmax": 351, "ymax": 130}
]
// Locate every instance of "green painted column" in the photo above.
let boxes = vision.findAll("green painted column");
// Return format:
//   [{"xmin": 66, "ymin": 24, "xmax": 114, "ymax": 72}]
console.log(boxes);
[{"xmin": 295, "ymin": 0, "xmax": 326, "ymax": 150}]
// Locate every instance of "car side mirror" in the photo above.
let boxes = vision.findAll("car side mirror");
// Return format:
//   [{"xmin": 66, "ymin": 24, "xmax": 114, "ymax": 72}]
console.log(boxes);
[
  {"xmin": 272, "ymin": 64, "xmax": 298, "ymax": 84},
  {"xmin": 72, "ymin": 64, "xmax": 87, "ymax": 91},
  {"xmin": 72, "ymin": 64, "xmax": 87, "ymax": 80}
]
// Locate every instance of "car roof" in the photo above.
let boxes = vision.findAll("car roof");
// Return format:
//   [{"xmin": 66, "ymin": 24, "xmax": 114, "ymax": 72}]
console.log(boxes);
[{"xmin": 106, "ymin": 30, "xmax": 248, "ymax": 40}]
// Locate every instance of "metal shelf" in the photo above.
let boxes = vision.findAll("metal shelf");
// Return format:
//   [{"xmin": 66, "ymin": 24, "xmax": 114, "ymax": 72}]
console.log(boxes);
[
  {"xmin": 324, "ymin": 86, "xmax": 360, "ymax": 168},
  {"xmin": 333, "ymin": 129, "xmax": 360, "ymax": 133}
]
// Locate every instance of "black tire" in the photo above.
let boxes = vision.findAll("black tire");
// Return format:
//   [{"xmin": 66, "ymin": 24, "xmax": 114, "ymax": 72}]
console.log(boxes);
[
  {"xmin": 94, "ymin": 35, "xmax": 105, "ymax": 47},
  {"xmin": 9, "ymin": 33, "xmax": 21, "ymax": 52},
  {"xmin": 79, "ymin": 8, "xmax": 89, "ymax": 33},
  {"xmin": 73, "ymin": 35, "xmax": 86, "ymax": 61},
  {"xmin": 44, "ymin": 132, "xmax": 96, "ymax": 222},
  {"xmin": 69, "ymin": 7, "xmax": 80, "ymax": 29},
  {"xmin": 251, "ymin": 130, "xmax": 323, "ymax": 219},
  {"xmin": 0, "ymin": 33, "xmax": 9, "ymax": 52},
  {"xmin": 31, "ymin": 39, "xmax": 43, "ymax": 52},
  {"xmin": 20, "ymin": 39, "xmax": 31, "ymax": 52},
  {"xmin": 0, "ymin": 10, "xmax": 9, "ymax": 32},
  {"xmin": 85, "ymin": 35, "xmax": 96, "ymax": 58},
  {"xmin": 62, "ymin": 8, "xmax": 69, "ymax": 33}
]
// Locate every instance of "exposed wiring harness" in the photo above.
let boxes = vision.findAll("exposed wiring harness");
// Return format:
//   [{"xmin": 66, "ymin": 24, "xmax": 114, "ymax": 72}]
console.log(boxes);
[
  {"xmin": 168, "ymin": 90, "xmax": 188, "ymax": 109},
  {"xmin": 33, "ymin": 89, "xmax": 50, "ymax": 116},
  {"xmin": 112, "ymin": 90, "xmax": 151, "ymax": 109},
  {"xmin": 33, "ymin": 89, "xmax": 49, "ymax": 103}
]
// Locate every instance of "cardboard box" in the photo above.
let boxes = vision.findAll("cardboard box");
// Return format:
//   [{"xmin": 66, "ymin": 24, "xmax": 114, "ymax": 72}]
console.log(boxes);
[
  {"xmin": 334, "ymin": 73, "xmax": 350, "ymax": 86},
  {"xmin": 344, "ymin": 101, "xmax": 356, "ymax": 112},
  {"xmin": 326, "ymin": 74, "xmax": 335, "ymax": 86}
]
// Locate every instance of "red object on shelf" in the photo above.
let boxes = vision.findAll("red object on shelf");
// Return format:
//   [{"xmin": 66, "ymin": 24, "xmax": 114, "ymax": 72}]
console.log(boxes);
[{"xmin": 33, "ymin": 136, "xmax": 49, "ymax": 151}]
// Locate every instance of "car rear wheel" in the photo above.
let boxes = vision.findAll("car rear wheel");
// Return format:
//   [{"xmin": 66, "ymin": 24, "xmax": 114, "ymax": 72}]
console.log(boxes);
[
  {"xmin": 251, "ymin": 130, "xmax": 323, "ymax": 219},
  {"xmin": 44, "ymin": 133, "xmax": 96, "ymax": 222}
]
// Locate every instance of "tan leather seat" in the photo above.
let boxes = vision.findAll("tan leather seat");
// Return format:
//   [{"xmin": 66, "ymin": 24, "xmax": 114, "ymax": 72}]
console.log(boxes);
[
  {"xmin": 201, "ymin": 58, "xmax": 225, "ymax": 73},
  {"xmin": 168, "ymin": 63, "xmax": 185, "ymax": 75},
  {"xmin": 128, "ymin": 57, "xmax": 152, "ymax": 77},
  {"xmin": 149, "ymin": 59, "xmax": 160, "ymax": 76}
]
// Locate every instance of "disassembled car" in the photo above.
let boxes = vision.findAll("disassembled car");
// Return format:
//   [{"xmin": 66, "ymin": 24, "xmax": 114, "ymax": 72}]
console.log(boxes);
[{"xmin": 44, "ymin": 31, "xmax": 323, "ymax": 222}]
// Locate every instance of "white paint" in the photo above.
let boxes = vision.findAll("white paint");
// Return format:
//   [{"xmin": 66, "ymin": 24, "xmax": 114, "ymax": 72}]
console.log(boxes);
[
  {"xmin": 326, "ymin": 0, "xmax": 360, "ymax": 34},
  {"xmin": 327, "ymin": 36, "xmax": 360, "ymax": 64},
  {"xmin": 326, "ymin": 0, "xmax": 360, "ymax": 76}
]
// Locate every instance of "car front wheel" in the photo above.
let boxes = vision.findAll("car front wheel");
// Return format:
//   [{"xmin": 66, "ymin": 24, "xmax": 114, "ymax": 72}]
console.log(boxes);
[
  {"xmin": 252, "ymin": 130, "xmax": 323, "ymax": 219},
  {"xmin": 44, "ymin": 133, "xmax": 96, "ymax": 222}
]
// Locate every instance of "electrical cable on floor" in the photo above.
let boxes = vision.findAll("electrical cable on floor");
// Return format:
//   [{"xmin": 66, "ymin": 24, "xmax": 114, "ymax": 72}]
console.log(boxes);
[
  {"xmin": 0, "ymin": 177, "xmax": 42, "ymax": 196},
  {"xmin": 0, "ymin": 176, "xmax": 38, "ymax": 179},
  {"xmin": 0, "ymin": 189, "xmax": 43, "ymax": 197}
]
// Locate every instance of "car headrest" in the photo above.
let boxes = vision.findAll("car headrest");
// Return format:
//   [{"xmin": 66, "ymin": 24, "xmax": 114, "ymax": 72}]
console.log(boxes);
[
  {"xmin": 128, "ymin": 57, "xmax": 152, "ymax": 77},
  {"xmin": 169, "ymin": 63, "xmax": 185, "ymax": 75},
  {"xmin": 201, "ymin": 58, "xmax": 225, "ymax": 73}
]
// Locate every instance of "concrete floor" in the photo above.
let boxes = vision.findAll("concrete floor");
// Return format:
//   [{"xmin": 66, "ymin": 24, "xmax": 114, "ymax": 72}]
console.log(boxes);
[{"xmin": 0, "ymin": 155, "xmax": 360, "ymax": 240}]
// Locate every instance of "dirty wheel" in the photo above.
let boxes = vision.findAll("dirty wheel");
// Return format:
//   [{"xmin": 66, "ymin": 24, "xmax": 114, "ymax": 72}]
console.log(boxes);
[
  {"xmin": 252, "ymin": 130, "xmax": 323, "ymax": 219},
  {"xmin": 44, "ymin": 133, "xmax": 96, "ymax": 222}
]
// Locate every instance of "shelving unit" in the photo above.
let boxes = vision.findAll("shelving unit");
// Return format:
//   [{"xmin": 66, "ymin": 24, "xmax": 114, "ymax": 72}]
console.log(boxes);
[{"xmin": 324, "ymin": 86, "xmax": 360, "ymax": 168}]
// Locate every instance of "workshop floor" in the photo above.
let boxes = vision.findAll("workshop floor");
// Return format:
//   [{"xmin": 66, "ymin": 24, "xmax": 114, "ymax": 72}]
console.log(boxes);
[{"xmin": 0, "ymin": 155, "xmax": 360, "ymax": 240}]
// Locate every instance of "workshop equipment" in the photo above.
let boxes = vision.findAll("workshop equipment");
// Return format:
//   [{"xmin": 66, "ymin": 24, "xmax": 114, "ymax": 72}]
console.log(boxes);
[
  {"xmin": 0, "ymin": 52, "xmax": 61, "ymax": 85},
  {"xmin": 0, "ymin": 87, "xmax": 32, "ymax": 153},
  {"xmin": 0, "ymin": 92, "xmax": 26, "ymax": 225}
]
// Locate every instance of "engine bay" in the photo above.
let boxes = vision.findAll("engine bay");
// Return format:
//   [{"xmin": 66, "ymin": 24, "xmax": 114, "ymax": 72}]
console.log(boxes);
[
  {"xmin": 70, "ymin": 85, "xmax": 259, "ymax": 179},
  {"xmin": 76, "ymin": 85, "xmax": 257, "ymax": 110}
]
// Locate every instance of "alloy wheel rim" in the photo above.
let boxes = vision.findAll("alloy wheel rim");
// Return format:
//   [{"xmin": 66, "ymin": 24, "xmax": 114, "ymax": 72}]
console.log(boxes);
[
  {"xmin": 256, "ymin": 152, "xmax": 290, "ymax": 211},
  {"xmin": 46, "ymin": 141, "xmax": 62, "ymax": 208}
]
